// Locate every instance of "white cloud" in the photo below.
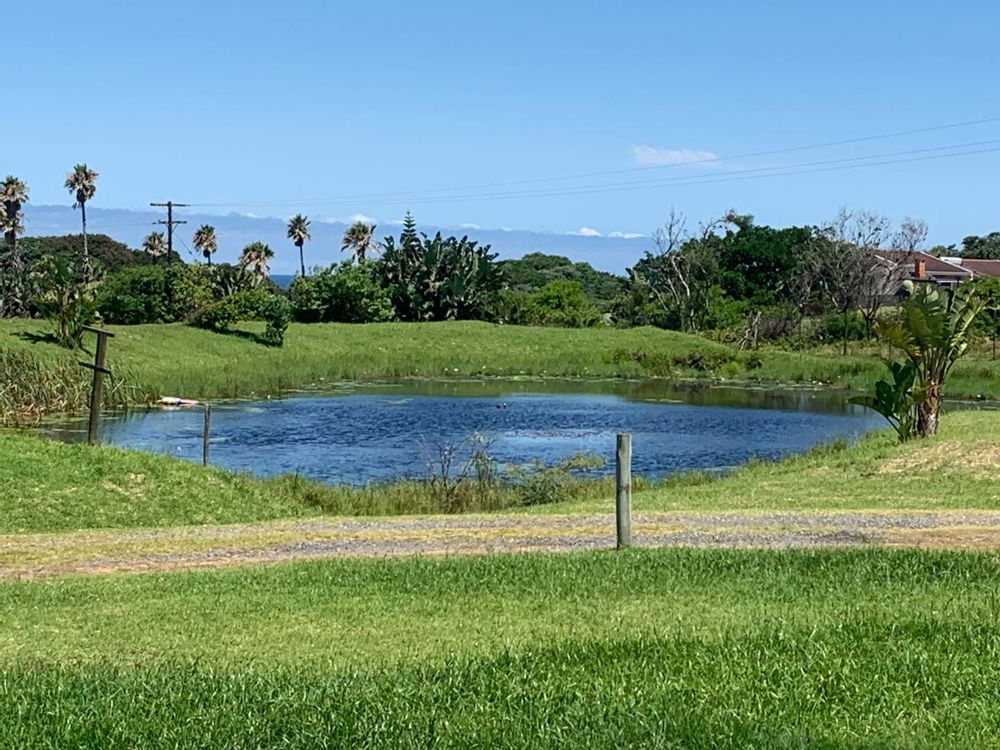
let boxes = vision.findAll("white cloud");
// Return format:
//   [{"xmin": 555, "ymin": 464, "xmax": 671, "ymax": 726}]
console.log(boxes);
[
  {"xmin": 607, "ymin": 231, "xmax": 644, "ymax": 239},
  {"xmin": 571, "ymin": 226, "xmax": 603, "ymax": 237},
  {"xmin": 318, "ymin": 213, "xmax": 378, "ymax": 225},
  {"xmin": 630, "ymin": 145, "xmax": 719, "ymax": 166},
  {"xmin": 458, "ymin": 222, "xmax": 481, "ymax": 230}
]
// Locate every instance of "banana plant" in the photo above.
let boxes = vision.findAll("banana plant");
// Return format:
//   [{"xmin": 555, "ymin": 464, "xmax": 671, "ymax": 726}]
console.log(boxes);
[
  {"xmin": 875, "ymin": 281, "xmax": 983, "ymax": 437},
  {"xmin": 849, "ymin": 360, "xmax": 923, "ymax": 441}
]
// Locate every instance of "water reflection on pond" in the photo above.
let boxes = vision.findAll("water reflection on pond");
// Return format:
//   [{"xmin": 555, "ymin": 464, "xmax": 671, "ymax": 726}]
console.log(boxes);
[{"xmin": 44, "ymin": 380, "xmax": 886, "ymax": 485}]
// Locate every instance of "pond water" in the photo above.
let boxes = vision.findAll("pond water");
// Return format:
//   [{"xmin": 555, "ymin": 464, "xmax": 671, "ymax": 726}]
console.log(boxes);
[{"xmin": 44, "ymin": 380, "xmax": 885, "ymax": 485}]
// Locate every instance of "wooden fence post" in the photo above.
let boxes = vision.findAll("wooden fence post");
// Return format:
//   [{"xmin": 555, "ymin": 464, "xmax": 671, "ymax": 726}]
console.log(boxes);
[
  {"xmin": 203, "ymin": 404, "xmax": 212, "ymax": 466},
  {"xmin": 616, "ymin": 433, "xmax": 632, "ymax": 549},
  {"xmin": 78, "ymin": 325, "xmax": 115, "ymax": 446}
]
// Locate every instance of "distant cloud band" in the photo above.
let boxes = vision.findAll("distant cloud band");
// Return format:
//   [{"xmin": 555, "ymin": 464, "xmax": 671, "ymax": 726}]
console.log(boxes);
[{"xmin": 630, "ymin": 145, "xmax": 719, "ymax": 166}]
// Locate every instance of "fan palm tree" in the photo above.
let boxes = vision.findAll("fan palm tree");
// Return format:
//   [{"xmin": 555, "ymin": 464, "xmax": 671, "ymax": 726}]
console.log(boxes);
[
  {"xmin": 0, "ymin": 176, "xmax": 29, "ymax": 315},
  {"xmin": 143, "ymin": 232, "xmax": 167, "ymax": 264},
  {"xmin": 341, "ymin": 221, "xmax": 378, "ymax": 263},
  {"xmin": 64, "ymin": 164, "xmax": 99, "ymax": 282},
  {"xmin": 239, "ymin": 241, "xmax": 274, "ymax": 276},
  {"xmin": 286, "ymin": 214, "xmax": 311, "ymax": 276},
  {"xmin": 192, "ymin": 224, "xmax": 218, "ymax": 266}
]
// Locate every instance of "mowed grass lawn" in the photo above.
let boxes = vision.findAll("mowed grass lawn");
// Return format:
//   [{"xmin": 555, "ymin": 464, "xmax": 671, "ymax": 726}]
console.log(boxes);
[
  {"xmin": 2, "ymin": 548, "xmax": 1000, "ymax": 747},
  {"xmin": 2, "ymin": 409, "xmax": 999, "ymax": 533},
  {"xmin": 5, "ymin": 317, "xmax": 1000, "ymax": 399}
]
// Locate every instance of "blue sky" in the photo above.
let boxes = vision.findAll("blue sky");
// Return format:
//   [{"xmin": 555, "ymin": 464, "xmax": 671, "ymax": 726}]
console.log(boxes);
[{"xmin": 7, "ymin": 0, "xmax": 1000, "ymax": 248}]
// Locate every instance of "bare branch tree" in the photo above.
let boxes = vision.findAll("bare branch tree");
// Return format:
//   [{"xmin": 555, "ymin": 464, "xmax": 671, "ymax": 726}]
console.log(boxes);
[
  {"xmin": 650, "ymin": 207, "xmax": 688, "ymax": 254},
  {"xmin": 894, "ymin": 217, "xmax": 929, "ymax": 253},
  {"xmin": 632, "ymin": 209, "xmax": 735, "ymax": 333},
  {"xmin": 816, "ymin": 209, "xmax": 893, "ymax": 353}
]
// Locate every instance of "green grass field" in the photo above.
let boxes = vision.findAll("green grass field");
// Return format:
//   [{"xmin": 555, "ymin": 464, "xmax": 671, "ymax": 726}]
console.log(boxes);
[
  {"xmin": 4, "ymin": 318, "xmax": 1000, "ymax": 402},
  {"xmin": 2, "ymin": 548, "xmax": 1000, "ymax": 747}
]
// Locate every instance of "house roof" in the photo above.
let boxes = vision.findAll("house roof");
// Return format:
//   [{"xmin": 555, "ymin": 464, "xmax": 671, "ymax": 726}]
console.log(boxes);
[
  {"xmin": 874, "ymin": 250, "xmax": 972, "ymax": 277},
  {"xmin": 956, "ymin": 259, "xmax": 1000, "ymax": 278}
]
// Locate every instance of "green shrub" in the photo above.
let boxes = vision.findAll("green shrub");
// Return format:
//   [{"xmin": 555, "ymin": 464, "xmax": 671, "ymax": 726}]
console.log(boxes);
[
  {"xmin": 819, "ymin": 312, "xmax": 867, "ymax": 343},
  {"xmin": 189, "ymin": 288, "xmax": 291, "ymax": 347},
  {"xmin": 509, "ymin": 453, "xmax": 606, "ymax": 506},
  {"xmin": 167, "ymin": 265, "xmax": 216, "ymax": 320},
  {"xmin": 98, "ymin": 266, "xmax": 170, "ymax": 324},
  {"xmin": 189, "ymin": 298, "xmax": 239, "ymax": 332},
  {"xmin": 524, "ymin": 280, "xmax": 601, "ymax": 328},
  {"xmin": 289, "ymin": 263, "xmax": 393, "ymax": 323},
  {"xmin": 259, "ymin": 294, "xmax": 292, "ymax": 346}
]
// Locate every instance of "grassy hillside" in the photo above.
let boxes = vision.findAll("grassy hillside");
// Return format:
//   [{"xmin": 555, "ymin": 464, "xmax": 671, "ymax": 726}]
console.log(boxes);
[
  {"xmin": 4, "ymin": 319, "xmax": 1000, "ymax": 402},
  {"xmin": 0, "ymin": 319, "xmax": 733, "ymax": 398},
  {"xmin": 2, "ymin": 548, "xmax": 1000, "ymax": 747},
  {"xmin": 3, "ymin": 410, "xmax": 999, "ymax": 534}
]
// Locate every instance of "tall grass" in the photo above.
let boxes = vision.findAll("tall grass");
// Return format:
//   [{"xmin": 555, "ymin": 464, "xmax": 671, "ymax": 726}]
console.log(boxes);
[
  {"xmin": 4, "ymin": 319, "xmax": 1000, "ymax": 405},
  {"xmin": 0, "ymin": 348, "xmax": 148, "ymax": 425}
]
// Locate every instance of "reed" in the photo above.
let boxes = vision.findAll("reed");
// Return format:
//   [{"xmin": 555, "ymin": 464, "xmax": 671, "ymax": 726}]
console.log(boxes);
[{"xmin": 0, "ymin": 348, "xmax": 148, "ymax": 425}]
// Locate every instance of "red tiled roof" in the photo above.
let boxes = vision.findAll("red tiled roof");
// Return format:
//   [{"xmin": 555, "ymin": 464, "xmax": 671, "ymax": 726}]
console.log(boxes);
[
  {"xmin": 958, "ymin": 259, "xmax": 1000, "ymax": 278},
  {"xmin": 874, "ymin": 250, "xmax": 971, "ymax": 276}
]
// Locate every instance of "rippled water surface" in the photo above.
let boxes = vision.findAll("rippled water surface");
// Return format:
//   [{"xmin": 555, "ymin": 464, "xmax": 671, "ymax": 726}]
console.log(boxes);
[{"xmin": 45, "ymin": 380, "xmax": 885, "ymax": 484}]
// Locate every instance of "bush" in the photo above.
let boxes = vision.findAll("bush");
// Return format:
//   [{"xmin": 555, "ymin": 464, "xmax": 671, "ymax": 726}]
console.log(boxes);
[
  {"xmin": 289, "ymin": 263, "xmax": 393, "ymax": 323},
  {"xmin": 167, "ymin": 265, "xmax": 216, "ymax": 321},
  {"xmin": 189, "ymin": 298, "xmax": 239, "ymax": 332},
  {"xmin": 189, "ymin": 288, "xmax": 291, "ymax": 346},
  {"xmin": 509, "ymin": 453, "xmax": 606, "ymax": 506},
  {"xmin": 524, "ymin": 280, "xmax": 601, "ymax": 328},
  {"xmin": 98, "ymin": 266, "xmax": 170, "ymax": 324},
  {"xmin": 259, "ymin": 294, "xmax": 291, "ymax": 346},
  {"xmin": 819, "ymin": 311, "xmax": 867, "ymax": 343}
]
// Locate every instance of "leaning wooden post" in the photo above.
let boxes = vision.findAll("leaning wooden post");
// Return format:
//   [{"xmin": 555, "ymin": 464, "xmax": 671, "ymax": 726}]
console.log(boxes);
[
  {"xmin": 78, "ymin": 325, "xmax": 114, "ymax": 446},
  {"xmin": 616, "ymin": 433, "xmax": 632, "ymax": 549},
  {"xmin": 202, "ymin": 404, "xmax": 212, "ymax": 466}
]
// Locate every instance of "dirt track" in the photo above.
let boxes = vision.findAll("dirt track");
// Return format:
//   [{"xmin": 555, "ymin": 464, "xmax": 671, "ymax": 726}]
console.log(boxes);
[{"xmin": 4, "ymin": 510, "xmax": 1000, "ymax": 580}]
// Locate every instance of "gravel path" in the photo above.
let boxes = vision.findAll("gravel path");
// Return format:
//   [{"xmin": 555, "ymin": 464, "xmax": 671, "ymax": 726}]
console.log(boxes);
[{"xmin": 4, "ymin": 510, "xmax": 1000, "ymax": 579}]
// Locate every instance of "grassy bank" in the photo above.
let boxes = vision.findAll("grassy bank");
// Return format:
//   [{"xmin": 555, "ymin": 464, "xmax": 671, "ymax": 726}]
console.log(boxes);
[
  {"xmin": 0, "ymin": 430, "xmax": 618, "ymax": 533},
  {"xmin": 565, "ymin": 407, "xmax": 1000, "ymax": 514},
  {"xmin": 4, "ymin": 318, "xmax": 1000, "ymax": 402},
  {"xmin": 2, "ymin": 548, "xmax": 1000, "ymax": 747},
  {"xmin": 3, "ymin": 410, "xmax": 998, "ymax": 534}
]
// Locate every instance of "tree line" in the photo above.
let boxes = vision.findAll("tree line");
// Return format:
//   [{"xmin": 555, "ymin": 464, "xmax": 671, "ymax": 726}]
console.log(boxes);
[{"xmin": 3, "ymin": 168, "xmax": 999, "ymax": 355}]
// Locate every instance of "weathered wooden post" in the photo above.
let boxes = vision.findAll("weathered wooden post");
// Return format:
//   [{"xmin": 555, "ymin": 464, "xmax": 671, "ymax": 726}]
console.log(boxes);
[
  {"xmin": 616, "ymin": 433, "xmax": 632, "ymax": 549},
  {"xmin": 78, "ymin": 325, "xmax": 114, "ymax": 446},
  {"xmin": 202, "ymin": 404, "xmax": 212, "ymax": 466}
]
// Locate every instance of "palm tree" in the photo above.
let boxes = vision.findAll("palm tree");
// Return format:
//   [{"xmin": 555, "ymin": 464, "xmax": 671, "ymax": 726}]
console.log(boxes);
[
  {"xmin": 286, "ymin": 214, "xmax": 311, "ymax": 276},
  {"xmin": 341, "ymin": 221, "xmax": 378, "ymax": 263},
  {"xmin": 239, "ymin": 241, "xmax": 274, "ymax": 276},
  {"xmin": 64, "ymin": 164, "xmax": 99, "ymax": 282},
  {"xmin": 0, "ymin": 176, "xmax": 29, "ymax": 315},
  {"xmin": 143, "ymin": 232, "xmax": 167, "ymax": 264},
  {"xmin": 192, "ymin": 224, "xmax": 218, "ymax": 266}
]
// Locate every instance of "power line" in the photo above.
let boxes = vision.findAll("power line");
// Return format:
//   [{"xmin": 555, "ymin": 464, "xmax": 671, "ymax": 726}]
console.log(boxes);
[
  {"xmin": 361, "ymin": 139, "xmax": 1000, "ymax": 205},
  {"xmin": 186, "ymin": 115, "xmax": 1000, "ymax": 208},
  {"xmin": 178, "ymin": 140, "xmax": 1000, "ymax": 211}
]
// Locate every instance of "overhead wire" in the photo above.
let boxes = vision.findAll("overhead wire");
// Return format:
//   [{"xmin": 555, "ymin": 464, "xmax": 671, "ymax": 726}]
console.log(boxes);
[{"xmin": 184, "ymin": 115, "xmax": 1000, "ymax": 208}]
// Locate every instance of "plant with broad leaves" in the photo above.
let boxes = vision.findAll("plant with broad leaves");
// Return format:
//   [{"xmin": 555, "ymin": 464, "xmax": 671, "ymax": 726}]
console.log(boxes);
[{"xmin": 849, "ymin": 360, "xmax": 922, "ymax": 442}]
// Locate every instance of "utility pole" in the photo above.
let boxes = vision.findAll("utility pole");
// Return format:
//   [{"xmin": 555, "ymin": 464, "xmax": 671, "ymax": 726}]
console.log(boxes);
[{"xmin": 150, "ymin": 201, "xmax": 189, "ymax": 265}]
